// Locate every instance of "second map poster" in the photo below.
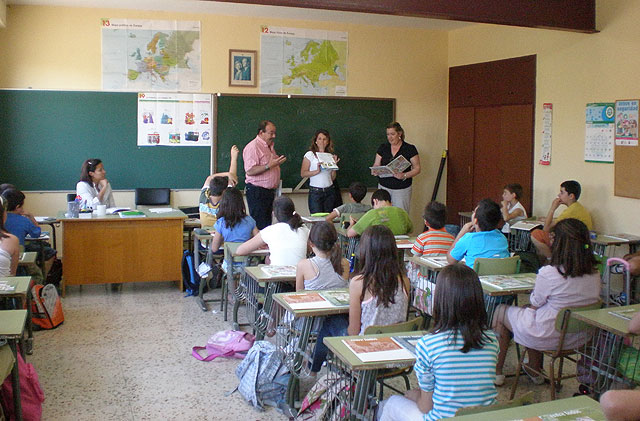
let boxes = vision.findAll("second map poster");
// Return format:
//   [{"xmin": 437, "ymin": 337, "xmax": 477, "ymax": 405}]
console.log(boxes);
[{"xmin": 260, "ymin": 26, "xmax": 348, "ymax": 96}]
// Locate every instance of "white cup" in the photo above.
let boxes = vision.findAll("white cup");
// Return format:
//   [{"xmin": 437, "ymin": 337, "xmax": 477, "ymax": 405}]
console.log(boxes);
[{"xmin": 97, "ymin": 204, "xmax": 107, "ymax": 217}]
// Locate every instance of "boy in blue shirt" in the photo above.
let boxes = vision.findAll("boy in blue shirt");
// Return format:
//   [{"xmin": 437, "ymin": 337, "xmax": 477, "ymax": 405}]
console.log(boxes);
[
  {"xmin": 2, "ymin": 188, "xmax": 57, "ymax": 278},
  {"xmin": 447, "ymin": 199, "xmax": 509, "ymax": 268}
]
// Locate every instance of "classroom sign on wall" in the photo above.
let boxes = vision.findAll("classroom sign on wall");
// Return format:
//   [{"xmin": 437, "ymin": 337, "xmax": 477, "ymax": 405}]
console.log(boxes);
[
  {"xmin": 615, "ymin": 99, "xmax": 639, "ymax": 146},
  {"xmin": 137, "ymin": 93, "xmax": 212, "ymax": 147}
]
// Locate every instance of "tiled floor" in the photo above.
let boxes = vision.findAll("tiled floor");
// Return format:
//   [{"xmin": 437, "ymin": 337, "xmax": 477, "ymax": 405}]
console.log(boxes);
[{"xmin": 28, "ymin": 283, "xmax": 583, "ymax": 420}]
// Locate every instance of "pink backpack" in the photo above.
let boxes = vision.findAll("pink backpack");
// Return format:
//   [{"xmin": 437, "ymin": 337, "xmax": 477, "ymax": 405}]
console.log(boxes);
[
  {"xmin": 192, "ymin": 330, "xmax": 255, "ymax": 361},
  {"xmin": 1, "ymin": 351, "xmax": 45, "ymax": 421}
]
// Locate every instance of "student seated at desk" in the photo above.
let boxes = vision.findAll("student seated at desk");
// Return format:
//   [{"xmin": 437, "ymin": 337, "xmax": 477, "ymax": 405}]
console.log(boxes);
[
  {"xmin": 0, "ymin": 196, "xmax": 19, "ymax": 276},
  {"xmin": 447, "ymin": 199, "xmax": 509, "ymax": 268},
  {"xmin": 199, "ymin": 145, "xmax": 239, "ymax": 228},
  {"xmin": 208, "ymin": 188, "xmax": 259, "ymax": 271},
  {"xmin": 296, "ymin": 221, "xmax": 348, "ymax": 291},
  {"xmin": 76, "ymin": 158, "xmax": 115, "ymax": 208},
  {"xmin": 236, "ymin": 196, "xmax": 309, "ymax": 266},
  {"xmin": 324, "ymin": 182, "xmax": 371, "ymax": 224},
  {"xmin": 531, "ymin": 180, "xmax": 593, "ymax": 260},
  {"xmin": 377, "ymin": 264, "xmax": 499, "ymax": 421},
  {"xmin": 500, "ymin": 183, "xmax": 527, "ymax": 234},
  {"xmin": 346, "ymin": 189, "xmax": 412, "ymax": 237},
  {"xmin": 600, "ymin": 312, "xmax": 640, "ymax": 421},
  {"xmin": 311, "ymin": 225, "xmax": 409, "ymax": 374},
  {"xmin": 2, "ymin": 189, "xmax": 56, "ymax": 274},
  {"xmin": 492, "ymin": 219, "xmax": 601, "ymax": 386}
]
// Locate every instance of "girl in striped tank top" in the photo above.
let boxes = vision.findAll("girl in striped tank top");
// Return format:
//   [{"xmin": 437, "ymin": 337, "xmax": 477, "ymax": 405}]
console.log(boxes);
[{"xmin": 378, "ymin": 264, "xmax": 498, "ymax": 421}]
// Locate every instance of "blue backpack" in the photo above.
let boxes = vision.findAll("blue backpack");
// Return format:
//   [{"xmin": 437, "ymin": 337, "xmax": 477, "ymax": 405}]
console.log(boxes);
[{"xmin": 182, "ymin": 249, "xmax": 199, "ymax": 296}]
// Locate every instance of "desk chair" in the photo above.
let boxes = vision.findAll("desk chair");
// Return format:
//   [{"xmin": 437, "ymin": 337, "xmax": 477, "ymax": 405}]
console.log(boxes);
[
  {"xmin": 223, "ymin": 242, "xmax": 249, "ymax": 326},
  {"xmin": 134, "ymin": 188, "xmax": 170, "ymax": 206},
  {"xmin": 509, "ymin": 300, "xmax": 602, "ymax": 401},
  {"xmin": 473, "ymin": 256, "xmax": 521, "ymax": 276},
  {"xmin": 197, "ymin": 245, "xmax": 224, "ymax": 312},
  {"xmin": 455, "ymin": 390, "xmax": 534, "ymax": 416},
  {"xmin": 364, "ymin": 317, "xmax": 422, "ymax": 399}
]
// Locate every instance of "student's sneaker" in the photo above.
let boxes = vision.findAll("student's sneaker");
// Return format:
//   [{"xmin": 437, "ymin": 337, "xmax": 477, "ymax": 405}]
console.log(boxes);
[{"xmin": 523, "ymin": 365, "xmax": 545, "ymax": 385}]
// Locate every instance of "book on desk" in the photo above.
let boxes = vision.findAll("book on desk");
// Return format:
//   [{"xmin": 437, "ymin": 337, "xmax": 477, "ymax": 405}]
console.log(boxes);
[{"xmin": 343, "ymin": 336, "xmax": 417, "ymax": 362}]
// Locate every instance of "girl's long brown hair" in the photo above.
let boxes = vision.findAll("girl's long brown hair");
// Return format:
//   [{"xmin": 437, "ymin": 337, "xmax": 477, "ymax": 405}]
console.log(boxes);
[
  {"xmin": 356, "ymin": 225, "xmax": 404, "ymax": 307},
  {"xmin": 550, "ymin": 218, "xmax": 597, "ymax": 278}
]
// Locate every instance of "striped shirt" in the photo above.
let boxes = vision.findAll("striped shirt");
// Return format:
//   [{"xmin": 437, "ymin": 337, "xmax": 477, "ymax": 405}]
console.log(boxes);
[
  {"xmin": 411, "ymin": 228, "xmax": 455, "ymax": 256},
  {"xmin": 414, "ymin": 330, "xmax": 498, "ymax": 420}
]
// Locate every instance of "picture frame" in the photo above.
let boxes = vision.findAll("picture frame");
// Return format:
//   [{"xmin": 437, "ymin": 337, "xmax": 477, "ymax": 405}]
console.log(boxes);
[{"xmin": 229, "ymin": 49, "xmax": 257, "ymax": 87}]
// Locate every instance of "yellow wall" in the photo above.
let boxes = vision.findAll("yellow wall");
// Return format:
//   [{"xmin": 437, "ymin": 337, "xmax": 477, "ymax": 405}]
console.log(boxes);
[
  {"xmin": 0, "ymin": 0, "xmax": 5, "ymax": 28},
  {"xmin": 0, "ymin": 5, "xmax": 448, "ymax": 228},
  {"xmin": 449, "ymin": 0, "xmax": 640, "ymax": 234}
]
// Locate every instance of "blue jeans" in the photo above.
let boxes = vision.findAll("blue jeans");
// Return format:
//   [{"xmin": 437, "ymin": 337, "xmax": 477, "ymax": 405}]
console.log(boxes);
[
  {"xmin": 311, "ymin": 314, "xmax": 349, "ymax": 372},
  {"xmin": 308, "ymin": 186, "xmax": 337, "ymax": 214}
]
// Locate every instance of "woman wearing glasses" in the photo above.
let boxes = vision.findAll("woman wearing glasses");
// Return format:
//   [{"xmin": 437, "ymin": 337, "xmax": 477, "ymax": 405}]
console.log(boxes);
[{"xmin": 76, "ymin": 158, "xmax": 116, "ymax": 208}]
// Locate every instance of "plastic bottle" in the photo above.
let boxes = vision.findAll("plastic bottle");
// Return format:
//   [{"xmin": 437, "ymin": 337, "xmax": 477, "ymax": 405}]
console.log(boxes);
[{"xmin": 349, "ymin": 253, "xmax": 356, "ymax": 273}]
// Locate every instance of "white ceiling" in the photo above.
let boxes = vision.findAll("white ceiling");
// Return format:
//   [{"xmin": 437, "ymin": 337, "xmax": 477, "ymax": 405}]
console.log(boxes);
[{"xmin": 8, "ymin": 0, "xmax": 472, "ymax": 30}]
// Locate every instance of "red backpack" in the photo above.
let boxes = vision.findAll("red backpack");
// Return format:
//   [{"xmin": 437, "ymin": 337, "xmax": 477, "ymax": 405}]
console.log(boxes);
[
  {"xmin": 1, "ymin": 351, "xmax": 45, "ymax": 421},
  {"xmin": 31, "ymin": 284, "xmax": 64, "ymax": 329}
]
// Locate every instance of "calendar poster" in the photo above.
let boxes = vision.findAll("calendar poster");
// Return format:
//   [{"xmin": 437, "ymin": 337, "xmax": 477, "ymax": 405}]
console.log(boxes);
[
  {"xmin": 585, "ymin": 103, "xmax": 614, "ymax": 163},
  {"xmin": 539, "ymin": 103, "xmax": 553, "ymax": 165},
  {"xmin": 615, "ymin": 100, "xmax": 639, "ymax": 146}
]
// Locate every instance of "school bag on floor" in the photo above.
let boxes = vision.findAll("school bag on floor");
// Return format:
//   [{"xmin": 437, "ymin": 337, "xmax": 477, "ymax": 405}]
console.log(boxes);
[
  {"xmin": 233, "ymin": 341, "xmax": 290, "ymax": 411},
  {"xmin": 192, "ymin": 330, "xmax": 255, "ymax": 361},
  {"xmin": 31, "ymin": 284, "xmax": 64, "ymax": 329},
  {"xmin": 0, "ymin": 349, "xmax": 45, "ymax": 421},
  {"xmin": 181, "ymin": 249, "xmax": 199, "ymax": 296}
]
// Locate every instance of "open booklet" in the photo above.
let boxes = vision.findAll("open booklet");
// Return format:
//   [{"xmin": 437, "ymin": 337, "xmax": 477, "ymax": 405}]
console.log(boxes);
[
  {"xmin": 479, "ymin": 273, "xmax": 536, "ymax": 290},
  {"xmin": 370, "ymin": 155, "xmax": 411, "ymax": 178},
  {"xmin": 280, "ymin": 289, "xmax": 350, "ymax": 310},
  {"xmin": 343, "ymin": 336, "xmax": 417, "ymax": 362},
  {"xmin": 316, "ymin": 152, "xmax": 339, "ymax": 170},
  {"xmin": 260, "ymin": 265, "xmax": 297, "ymax": 277},
  {"xmin": 511, "ymin": 220, "xmax": 543, "ymax": 231}
]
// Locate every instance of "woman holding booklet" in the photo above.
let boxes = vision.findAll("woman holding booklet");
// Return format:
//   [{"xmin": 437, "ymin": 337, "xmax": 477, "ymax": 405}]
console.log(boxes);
[
  {"xmin": 300, "ymin": 129, "xmax": 340, "ymax": 214},
  {"xmin": 370, "ymin": 122, "xmax": 420, "ymax": 213}
]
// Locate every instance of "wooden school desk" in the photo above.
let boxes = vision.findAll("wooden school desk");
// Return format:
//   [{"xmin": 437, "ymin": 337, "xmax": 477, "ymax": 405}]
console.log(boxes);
[
  {"xmin": 35, "ymin": 216, "xmax": 59, "ymax": 249},
  {"xmin": 480, "ymin": 272, "xmax": 536, "ymax": 326},
  {"xmin": 451, "ymin": 395, "xmax": 603, "ymax": 420},
  {"xmin": 324, "ymin": 331, "xmax": 428, "ymax": 421},
  {"xmin": 592, "ymin": 233, "xmax": 640, "ymax": 258},
  {"xmin": 572, "ymin": 303, "xmax": 640, "ymax": 397},
  {"xmin": 0, "ymin": 310, "xmax": 27, "ymax": 421},
  {"xmin": 242, "ymin": 265, "xmax": 296, "ymax": 340},
  {"xmin": 0, "ymin": 277, "xmax": 33, "ymax": 355},
  {"xmin": 272, "ymin": 289, "xmax": 350, "ymax": 414},
  {"xmin": 59, "ymin": 208, "xmax": 186, "ymax": 293}
]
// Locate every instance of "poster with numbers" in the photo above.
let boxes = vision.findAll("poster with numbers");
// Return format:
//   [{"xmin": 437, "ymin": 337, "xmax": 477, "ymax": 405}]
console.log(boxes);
[{"xmin": 585, "ymin": 103, "xmax": 614, "ymax": 163}]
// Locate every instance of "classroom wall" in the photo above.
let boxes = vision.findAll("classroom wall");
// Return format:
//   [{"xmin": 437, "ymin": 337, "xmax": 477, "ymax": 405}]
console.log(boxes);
[
  {"xmin": 448, "ymin": 0, "xmax": 640, "ymax": 235},
  {"xmin": 0, "ymin": 4, "xmax": 449, "ymax": 229},
  {"xmin": 0, "ymin": 0, "xmax": 6, "ymax": 28}
]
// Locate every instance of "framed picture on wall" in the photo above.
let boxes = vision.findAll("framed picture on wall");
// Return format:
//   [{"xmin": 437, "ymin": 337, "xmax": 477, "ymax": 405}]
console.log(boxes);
[{"xmin": 229, "ymin": 50, "xmax": 257, "ymax": 87}]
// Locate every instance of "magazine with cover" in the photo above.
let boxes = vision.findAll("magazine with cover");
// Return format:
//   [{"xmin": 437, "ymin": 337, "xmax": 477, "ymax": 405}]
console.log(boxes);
[
  {"xmin": 343, "ymin": 336, "xmax": 415, "ymax": 362},
  {"xmin": 320, "ymin": 289, "xmax": 350, "ymax": 307},
  {"xmin": 260, "ymin": 265, "xmax": 297, "ymax": 277},
  {"xmin": 370, "ymin": 155, "xmax": 411, "ymax": 178},
  {"xmin": 281, "ymin": 292, "xmax": 331, "ymax": 309},
  {"xmin": 315, "ymin": 152, "xmax": 339, "ymax": 170}
]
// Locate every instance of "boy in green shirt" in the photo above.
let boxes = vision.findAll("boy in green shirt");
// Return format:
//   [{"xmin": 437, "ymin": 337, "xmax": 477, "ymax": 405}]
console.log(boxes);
[{"xmin": 347, "ymin": 189, "xmax": 412, "ymax": 237}]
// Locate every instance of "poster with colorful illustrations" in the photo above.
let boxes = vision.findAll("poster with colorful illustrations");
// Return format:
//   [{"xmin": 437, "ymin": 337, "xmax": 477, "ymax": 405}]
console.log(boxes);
[
  {"xmin": 615, "ymin": 100, "xmax": 639, "ymax": 146},
  {"xmin": 137, "ymin": 93, "xmax": 212, "ymax": 146},
  {"xmin": 539, "ymin": 103, "xmax": 553, "ymax": 165}
]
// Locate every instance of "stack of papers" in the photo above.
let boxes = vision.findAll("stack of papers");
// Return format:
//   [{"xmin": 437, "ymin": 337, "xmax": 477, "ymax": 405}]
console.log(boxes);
[
  {"xmin": 479, "ymin": 274, "xmax": 536, "ymax": 290},
  {"xmin": 148, "ymin": 208, "xmax": 175, "ymax": 213},
  {"xmin": 511, "ymin": 221, "xmax": 543, "ymax": 231},
  {"xmin": 419, "ymin": 256, "xmax": 448, "ymax": 268}
]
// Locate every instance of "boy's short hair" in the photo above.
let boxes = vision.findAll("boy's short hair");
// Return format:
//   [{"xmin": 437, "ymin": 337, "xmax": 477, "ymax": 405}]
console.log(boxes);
[
  {"xmin": 423, "ymin": 201, "xmax": 446, "ymax": 229},
  {"xmin": 561, "ymin": 180, "xmax": 581, "ymax": 200},
  {"xmin": 504, "ymin": 183, "xmax": 523, "ymax": 200},
  {"xmin": 348, "ymin": 182, "xmax": 367, "ymax": 203},
  {"xmin": 209, "ymin": 176, "xmax": 229, "ymax": 197},
  {"xmin": 1, "ymin": 189, "xmax": 25, "ymax": 211},
  {"xmin": 474, "ymin": 199, "xmax": 502, "ymax": 231},
  {"xmin": 371, "ymin": 189, "xmax": 391, "ymax": 205}
]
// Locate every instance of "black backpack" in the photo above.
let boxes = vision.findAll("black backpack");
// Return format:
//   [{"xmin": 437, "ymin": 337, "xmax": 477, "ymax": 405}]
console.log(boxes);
[
  {"xmin": 45, "ymin": 258, "xmax": 63, "ymax": 287},
  {"xmin": 182, "ymin": 250, "xmax": 199, "ymax": 296}
]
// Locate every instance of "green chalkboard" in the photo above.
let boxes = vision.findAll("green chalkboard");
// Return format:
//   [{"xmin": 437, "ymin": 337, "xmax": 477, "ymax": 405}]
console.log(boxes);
[
  {"xmin": 0, "ymin": 90, "xmax": 210, "ymax": 190},
  {"xmin": 215, "ymin": 95, "xmax": 395, "ymax": 189}
]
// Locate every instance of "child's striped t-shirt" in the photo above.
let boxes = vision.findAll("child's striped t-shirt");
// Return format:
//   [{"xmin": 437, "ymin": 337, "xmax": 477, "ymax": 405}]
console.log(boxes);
[
  {"xmin": 411, "ymin": 228, "xmax": 455, "ymax": 256},
  {"xmin": 414, "ymin": 330, "xmax": 499, "ymax": 421}
]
